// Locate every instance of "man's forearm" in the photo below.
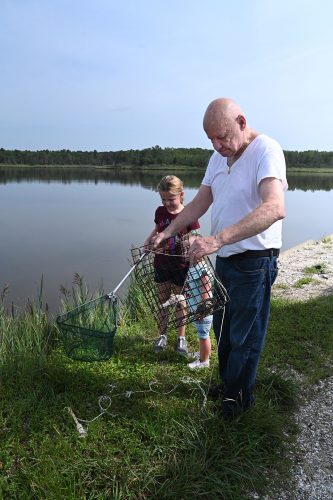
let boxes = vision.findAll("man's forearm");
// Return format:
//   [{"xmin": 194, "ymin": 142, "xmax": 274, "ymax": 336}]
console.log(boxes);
[
  {"xmin": 160, "ymin": 202, "xmax": 199, "ymax": 238},
  {"xmin": 215, "ymin": 200, "xmax": 286, "ymax": 248},
  {"xmin": 160, "ymin": 186, "xmax": 212, "ymax": 239}
]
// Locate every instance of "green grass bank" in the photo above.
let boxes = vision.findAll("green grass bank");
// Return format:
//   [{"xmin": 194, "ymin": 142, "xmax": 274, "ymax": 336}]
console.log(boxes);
[{"xmin": 0, "ymin": 280, "xmax": 332, "ymax": 499}]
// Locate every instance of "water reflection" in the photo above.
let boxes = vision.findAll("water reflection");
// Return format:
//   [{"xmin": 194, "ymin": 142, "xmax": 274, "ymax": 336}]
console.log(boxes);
[
  {"xmin": 1, "ymin": 166, "xmax": 333, "ymax": 191},
  {"xmin": 0, "ymin": 166, "xmax": 332, "ymax": 314},
  {"xmin": 287, "ymin": 173, "xmax": 333, "ymax": 191},
  {"xmin": 0, "ymin": 166, "xmax": 204, "ymax": 189}
]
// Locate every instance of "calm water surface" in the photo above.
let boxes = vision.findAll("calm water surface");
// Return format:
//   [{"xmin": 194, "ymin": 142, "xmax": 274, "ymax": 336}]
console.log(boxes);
[{"xmin": 1, "ymin": 167, "xmax": 332, "ymax": 313}]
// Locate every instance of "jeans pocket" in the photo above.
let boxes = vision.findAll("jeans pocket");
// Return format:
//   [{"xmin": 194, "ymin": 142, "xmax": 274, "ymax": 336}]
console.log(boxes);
[{"xmin": 233, "ymin": 258, "xmax": 266, "ymax": 274}]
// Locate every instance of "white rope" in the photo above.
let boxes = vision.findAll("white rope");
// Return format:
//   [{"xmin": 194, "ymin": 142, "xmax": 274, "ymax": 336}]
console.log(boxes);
[
  {"xmin": 65, "ymin": 250, "xmax": 228, "ymax": 438},
  {"xmin": 65, "ymin": 376, "xmax": 214, "ymax": 438}
]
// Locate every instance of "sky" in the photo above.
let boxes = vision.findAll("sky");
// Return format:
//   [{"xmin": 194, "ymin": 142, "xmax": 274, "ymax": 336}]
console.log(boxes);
[{"xmin": 1, "ymin": 0, "xmax": 332, "ymax": 152}]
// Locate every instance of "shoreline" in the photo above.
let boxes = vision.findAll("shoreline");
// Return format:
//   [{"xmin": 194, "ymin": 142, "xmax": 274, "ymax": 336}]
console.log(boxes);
[
  {"xmin": 273, "ymin": 234, "xmax": 333, "ymax": 301},
  {"xmin": 270, "ymin": 234, "xmax": 333, "ymax": 500}
]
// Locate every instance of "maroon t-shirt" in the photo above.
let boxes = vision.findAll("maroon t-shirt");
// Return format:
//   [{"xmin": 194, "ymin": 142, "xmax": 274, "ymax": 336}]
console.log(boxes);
[{"xmin": 154, "ymin": 206, "xmax": 200, "ymax": 269}]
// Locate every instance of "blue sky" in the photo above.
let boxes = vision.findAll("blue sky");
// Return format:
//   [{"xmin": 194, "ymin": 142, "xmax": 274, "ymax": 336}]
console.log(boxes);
[{"xmin": 1, "ymin": 0, "xmax": 332, "ymax": 152}]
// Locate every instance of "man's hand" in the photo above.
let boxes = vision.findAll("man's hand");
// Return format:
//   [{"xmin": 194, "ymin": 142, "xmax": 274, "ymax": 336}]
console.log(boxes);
[
  {"xmin": 152, "ymin": 232, "xmax": 169, "ymax": 249},
  {"xmin": 186, "ymin": 235, "xmax": 221, "ymax": 262}
]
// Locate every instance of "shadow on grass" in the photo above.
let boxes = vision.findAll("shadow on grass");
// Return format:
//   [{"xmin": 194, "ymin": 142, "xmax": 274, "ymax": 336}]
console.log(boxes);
[{"xmin": 264, "ymin": 294, "xmax": 333, "ymax": 383}]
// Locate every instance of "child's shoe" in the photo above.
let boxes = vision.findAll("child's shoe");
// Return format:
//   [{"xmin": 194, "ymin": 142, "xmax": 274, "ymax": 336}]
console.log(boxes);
[
  {"xmin": 188, "ymin": 359, "xmax": 210, "ymax": 370},
  {"xmin": 154, "ymin": 334, "xmax": 167, "ymax": 352},
  {"xmin": 175, "ymin": 336, "xmax": 188, "ymax": 355}
]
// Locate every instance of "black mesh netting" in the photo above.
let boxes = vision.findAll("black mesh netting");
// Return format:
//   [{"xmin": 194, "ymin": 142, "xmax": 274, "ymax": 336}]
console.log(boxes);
[
  {"xmin": 56, "ymin": 294, "xmax": 117, "ymax": 362},
  {"xmin": 131, "ymin": 236, "xmax": 229, "ymax": 332}
]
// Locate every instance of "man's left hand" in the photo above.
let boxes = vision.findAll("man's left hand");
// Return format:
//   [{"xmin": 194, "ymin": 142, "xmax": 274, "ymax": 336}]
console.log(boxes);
[{"xmin": 187, "ymin": 235, "xmax": 220, "ymax": 262}]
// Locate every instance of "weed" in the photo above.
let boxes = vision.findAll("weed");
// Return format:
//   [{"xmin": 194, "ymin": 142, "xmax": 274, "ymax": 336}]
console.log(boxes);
[
  {"xmin": 294, "ymin": 277, "xmax": 315, "ymax": 288},
  {"xmin": 274, "ymin": 283, "xmax": 289, "ymax": 290},
  {"xmin": 321, "ymin": 236, "xmax": 332, "ymax": 245},
  {"xmin": 303, "ymin": 263, "xmax": 328, "ymax": 275}
]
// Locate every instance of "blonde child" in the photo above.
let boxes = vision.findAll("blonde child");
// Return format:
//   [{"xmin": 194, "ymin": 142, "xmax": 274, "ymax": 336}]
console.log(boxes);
[
  {"xmin": 186, "ymin": 266, "xmax": 213, "ymax": 370},
  {"xmin": 144, "ymin": 175, "xmax": 200, "ymax": 354},
  {"xmin": 183, "ymin": 235, "xmax": 213, "ymax": 369}
]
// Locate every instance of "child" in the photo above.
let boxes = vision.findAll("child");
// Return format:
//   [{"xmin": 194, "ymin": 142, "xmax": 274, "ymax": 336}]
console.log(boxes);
[
  {"xmin": 144, "ymin": 175, "xmax": 200, "ymax": 355},
  {"xmin": 183, "ymin": 236, "xmax": 213, "ymax": 370}
]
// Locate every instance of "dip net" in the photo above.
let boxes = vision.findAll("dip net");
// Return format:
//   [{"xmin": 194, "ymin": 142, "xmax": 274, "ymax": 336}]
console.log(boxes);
[
  {"xmin": 56, "ymin": 236, "xmax": 229, "ymax": 361},
  {"xmin": 56, "ymin": 294, "xmax": 118, "ymax": 362},
  {"xmin": 131, "ymin": 235, "xmax": 229, "ymax": 332}
]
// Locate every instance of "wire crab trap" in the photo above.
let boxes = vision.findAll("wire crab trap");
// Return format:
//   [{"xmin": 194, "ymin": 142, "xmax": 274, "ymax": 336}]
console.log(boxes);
[
  {"xmin": 131, "ymin": 235, "xmax": 229, "ymax": 332},
  {"xmin": 56, "ymin": 253, "xmax": 146, "ymax": 362}
]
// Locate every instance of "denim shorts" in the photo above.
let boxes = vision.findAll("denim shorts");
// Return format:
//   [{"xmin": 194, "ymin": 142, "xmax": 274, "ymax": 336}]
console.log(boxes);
[{"xmin": 194, "ymin": 315, "xmax": 213, "ymax": 340}]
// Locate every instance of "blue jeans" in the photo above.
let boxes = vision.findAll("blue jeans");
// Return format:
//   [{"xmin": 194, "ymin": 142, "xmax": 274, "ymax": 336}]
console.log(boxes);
[{"xmin": 213, "ymin": 254, "xmax": 278, "ymax": 405}]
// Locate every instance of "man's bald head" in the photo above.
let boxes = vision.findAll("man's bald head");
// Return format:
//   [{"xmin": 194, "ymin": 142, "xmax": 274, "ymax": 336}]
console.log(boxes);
[
  {"xmin": 203, "ymin": 97, "xmax": 256, "ymax": 159},
  {"xmin": 203, "ymin": 98, "xmax": 246, "ymax": 132}
]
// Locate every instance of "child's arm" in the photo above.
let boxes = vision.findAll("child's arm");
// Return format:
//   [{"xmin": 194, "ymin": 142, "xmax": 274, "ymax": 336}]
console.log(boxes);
[{"xmin": 144, "ymin": 225, "xmax": 159, "ymax": 248}]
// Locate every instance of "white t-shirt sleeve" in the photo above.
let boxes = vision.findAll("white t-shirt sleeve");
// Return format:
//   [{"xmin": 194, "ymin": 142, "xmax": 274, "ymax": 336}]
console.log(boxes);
[
  {"xmin": 257, "ymin": 139, "xmax": 288, "ymax": 191},
  {"xmin": 202, "ymin": 152, "xmax": 218, "ymax": 187}
]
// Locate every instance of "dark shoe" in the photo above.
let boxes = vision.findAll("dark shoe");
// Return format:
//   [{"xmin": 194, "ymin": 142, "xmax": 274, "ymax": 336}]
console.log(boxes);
[
  {"xmin": 220, "ymin": 393, "xmax": 255, "ymax": 420},
  {"xmin": 207, "ymin": 383, "xmax": 224, "ymax": 400},
  {"xmin": 220, "ymin": 397, "xmax": 242, "ymax": 420}
]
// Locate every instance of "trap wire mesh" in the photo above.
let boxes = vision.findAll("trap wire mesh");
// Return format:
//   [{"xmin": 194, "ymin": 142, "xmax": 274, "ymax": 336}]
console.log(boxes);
[
  {"xmin": 131, "ymin": 236, "xmax": 229, "ymax": 332},
  {"xmin": 56, "ymin": 294, "xmax": 118, "ymax": 362}
]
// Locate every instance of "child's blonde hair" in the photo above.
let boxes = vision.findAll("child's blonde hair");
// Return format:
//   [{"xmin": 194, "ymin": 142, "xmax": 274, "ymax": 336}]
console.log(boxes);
[{"xmin": 157, "ymin": 175, "xmax": 184, "ymax": 203}]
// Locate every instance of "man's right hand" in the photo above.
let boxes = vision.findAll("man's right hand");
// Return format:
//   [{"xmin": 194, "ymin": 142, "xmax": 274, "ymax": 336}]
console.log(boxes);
[{"xmin": 152, "ymin": 232, "xmax": 168, "ymax": 249}]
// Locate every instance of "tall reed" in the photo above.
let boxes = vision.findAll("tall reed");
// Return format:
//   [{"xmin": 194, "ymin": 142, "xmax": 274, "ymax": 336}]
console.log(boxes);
[{"xmin": 0, "ymin": 284, "xmax": 53, "ymax": 371}]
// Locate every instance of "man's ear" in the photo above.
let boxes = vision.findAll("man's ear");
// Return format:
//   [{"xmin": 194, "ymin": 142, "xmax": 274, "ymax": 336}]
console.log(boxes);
[{"xmin": 236, "ymin": 114, "xmax": 246, "ymax": 130}]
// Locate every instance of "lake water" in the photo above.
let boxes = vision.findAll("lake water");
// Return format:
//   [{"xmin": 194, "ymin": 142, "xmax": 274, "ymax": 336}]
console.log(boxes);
[{"xmin": 1, "ymin": 167, "xmax": 332, "ymax": 314}]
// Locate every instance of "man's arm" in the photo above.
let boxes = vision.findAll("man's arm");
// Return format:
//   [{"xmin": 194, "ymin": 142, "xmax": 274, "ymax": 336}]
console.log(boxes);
[
  {"xmin": 152, "ymin": 185, "xmax": 213, "ymax": 247},
  {"xmin": 188, "ymin": 177, "xmax": 286, "ymax": 259}
]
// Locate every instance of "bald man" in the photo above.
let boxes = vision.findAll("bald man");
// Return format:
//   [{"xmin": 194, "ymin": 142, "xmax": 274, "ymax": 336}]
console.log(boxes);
[{"xmin": 153, "ymin": 97, "xmax": 288, "ymax": 419}]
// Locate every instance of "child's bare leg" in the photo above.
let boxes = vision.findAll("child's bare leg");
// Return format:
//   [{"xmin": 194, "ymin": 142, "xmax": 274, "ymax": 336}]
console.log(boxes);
[
  {"xmin": 201, "ymin": 274, "xmax": 212, "ymax": 300},
  {"xmin": 173, "ymin": 284, "xmax": 186, "ymax": 338},
  {"xmin": 199, "ymin": 337, "xmax": 211, "ymax": 362},
  {"xmin": 189, "ymin": 315, "xmax": 213, "ymax": 368}
]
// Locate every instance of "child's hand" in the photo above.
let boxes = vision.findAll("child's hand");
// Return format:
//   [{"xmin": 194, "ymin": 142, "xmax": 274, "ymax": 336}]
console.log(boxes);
[{"xmin": 144, "ymin": 238, "xmax": 153, "ymax": 250}]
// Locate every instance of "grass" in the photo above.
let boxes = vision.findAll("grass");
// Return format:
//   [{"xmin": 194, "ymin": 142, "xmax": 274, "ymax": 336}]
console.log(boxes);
[
  {"xmin": 292, "ymin": 261, "xmax": 330, "ymax": 288},
  {"xmin": 321, "ymin": 236, "xmax": 332, "ymax": 245},
  {"xmin": 294, "ymin": 276, "xmax": 317, "ymax": 288},
  {"xmin": 0, "ymin": 279, "xmax": 332, "ymax": 499},
  {"xmin": 303, "ymin": 263, "xmax": 328, "ymax": 275}
]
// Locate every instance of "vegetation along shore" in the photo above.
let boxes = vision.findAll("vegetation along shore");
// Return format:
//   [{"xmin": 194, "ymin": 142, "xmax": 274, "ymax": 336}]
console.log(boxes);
[
  {"xmin": 1, "ymin": 146, "xmax": 333, "ymax": 170},
  {"xmin": 0, "ymin": 236, "xmax": 332, "ymax": 498}
]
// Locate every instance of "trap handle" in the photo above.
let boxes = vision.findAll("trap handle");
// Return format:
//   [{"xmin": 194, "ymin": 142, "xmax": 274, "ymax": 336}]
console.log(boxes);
[{"xmin": 108, "ymin": 251, "xmax": 147, "ymax": 297}]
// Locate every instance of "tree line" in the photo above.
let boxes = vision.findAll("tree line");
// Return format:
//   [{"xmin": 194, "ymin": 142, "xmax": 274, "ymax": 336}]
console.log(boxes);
[{"xmin": 0, "ymin": 146, "xmax": 332, "ymax": 169}]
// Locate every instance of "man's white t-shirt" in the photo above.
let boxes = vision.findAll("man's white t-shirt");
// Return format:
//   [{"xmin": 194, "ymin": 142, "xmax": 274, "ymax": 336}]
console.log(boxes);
[{"xmin": 201, "ymin": 134, "xmax": 288, "ymax": 258}]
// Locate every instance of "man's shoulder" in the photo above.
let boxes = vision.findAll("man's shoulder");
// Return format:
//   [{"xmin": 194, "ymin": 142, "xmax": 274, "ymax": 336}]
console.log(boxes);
[
  {"xmin": 207, "ymin": 150, "xmax": 225, "ymax": 168},
  {"xmin": 202, "ymin": 151, "xmax": 227, "ymax": 186},
  {"xmin": 253, "ymin": 134, "xmax": 283, "ymax": 153}
]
